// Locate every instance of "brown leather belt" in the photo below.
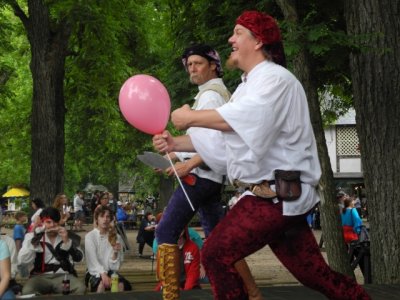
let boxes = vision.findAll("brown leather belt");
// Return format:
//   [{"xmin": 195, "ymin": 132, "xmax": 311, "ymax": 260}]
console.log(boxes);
[{"xmin": 233, "ymin": 179, "xmax": 277, "ymax": 199}]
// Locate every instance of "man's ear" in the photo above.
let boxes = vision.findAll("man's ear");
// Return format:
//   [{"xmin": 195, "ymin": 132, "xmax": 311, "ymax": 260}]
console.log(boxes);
[
  {"xmin": 210, "ymin": 62, "xmax": 217, "ymax": 71},
  {"xmin": 254, "ymin": 40, "xmax": 263, "ymax": 50}
]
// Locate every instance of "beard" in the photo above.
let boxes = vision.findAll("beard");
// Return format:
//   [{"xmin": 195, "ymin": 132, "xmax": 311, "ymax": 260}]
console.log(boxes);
[
  {"xmin": 226, "ymin": 54, "xmax": 239, "ymax": 71},
  {"xmin": 189, "ymin": 74, "xmax": 204, "ymax": 85}
]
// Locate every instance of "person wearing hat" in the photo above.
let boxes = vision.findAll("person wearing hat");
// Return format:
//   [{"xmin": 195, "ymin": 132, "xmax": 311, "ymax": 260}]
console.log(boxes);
[
  {"xmin": 155, "ymin": 44, "xmax": 231, "ymax": 299},
  {"xmin": 163, "ymin": 43, "xmax": 230, "ymax": 234},
  {"xmin": 156, "ymin": 43, "xmax": 260, "ymax": 300},
  {"xmin": 153, "ymin": 10, "xmax": 370, "ymax": 300}
]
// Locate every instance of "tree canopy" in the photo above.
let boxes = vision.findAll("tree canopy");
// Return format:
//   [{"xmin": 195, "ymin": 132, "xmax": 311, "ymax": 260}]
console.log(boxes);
[{"xmin": 0, "ymin": 0, "xmax": 354, "ymax": 197}]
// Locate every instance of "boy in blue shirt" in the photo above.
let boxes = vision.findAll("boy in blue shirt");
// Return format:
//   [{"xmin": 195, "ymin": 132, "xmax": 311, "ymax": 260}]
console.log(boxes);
[{"xmin": 13, "ymin": 211, "xmax": 27, "ymax": 252}]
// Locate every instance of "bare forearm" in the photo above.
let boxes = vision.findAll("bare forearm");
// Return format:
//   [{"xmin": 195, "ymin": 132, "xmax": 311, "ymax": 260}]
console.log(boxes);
[
  {"xmin": 0, "ymin": 276, "xmax": 10, "ymax": 296},
  {"xmin": 0, "ymin": 259, "xmax": 11, "ymax": 296},
  {"xmin": 167, "ymin": 152, "xmax": 178, "ymax": 162},
  {"xmin": 185, "ymin": 154, "xmax": 204, "ymax": 170},
  {"xmin": 171, "ymin": 106, "xmax": 232, "ymax": 131},
  {"xmin": 187, "ymin": 109, "xmax": 232, "ymax": 131},
  {"xmin": 171, "ymin": 135, "xmax": 195, "ymax": 152},
  {"xmin": 154, "ymin": 131, "xmax": 196, "ymax": 154}
]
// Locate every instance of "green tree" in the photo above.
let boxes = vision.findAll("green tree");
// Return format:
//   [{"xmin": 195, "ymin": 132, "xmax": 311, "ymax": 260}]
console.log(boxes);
[
  {"xmin": 0, "ymin": 4, "xmax": 32, "ymax": 188},
  {"xmin": 345, "ymin": 0, "xmax": 400, "ymax": 283},
  {"xmin": 276, "ymin": 0, "xmax": 354, "ymax": 276},
  {"xmin": 2, "ymin": 0, "xmax": 75, "ymax": 204},
  {"xmin": 1, "ymin": 0, "xmax": 164, "ymax": 202}
]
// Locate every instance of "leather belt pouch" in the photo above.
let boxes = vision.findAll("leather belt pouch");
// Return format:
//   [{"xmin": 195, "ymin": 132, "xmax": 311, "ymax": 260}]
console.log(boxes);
[{"xmin": 274, "ymin": 170, "xmax": 301, "ymax": 201}]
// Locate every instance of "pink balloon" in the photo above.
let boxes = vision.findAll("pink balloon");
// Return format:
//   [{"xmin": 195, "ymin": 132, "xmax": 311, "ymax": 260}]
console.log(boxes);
[{"xmin": 119, "ymin": 74, "xmax": 171, "ymax": 134}]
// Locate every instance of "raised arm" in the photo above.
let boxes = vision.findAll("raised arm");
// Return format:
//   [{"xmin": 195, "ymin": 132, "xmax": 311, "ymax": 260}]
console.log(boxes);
[
  {"xmin": 171, "ymin": 104, "xmax": 232, "ymax": 131},
  {"xmin": 18, "ymin": 232, "xmax": 40, "ymax": 266}
]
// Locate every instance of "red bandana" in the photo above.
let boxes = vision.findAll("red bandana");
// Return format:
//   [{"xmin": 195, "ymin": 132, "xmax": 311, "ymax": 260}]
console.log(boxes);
[{"xmin": 236, "ymin": 11, "xmax": 281, "ymax": 46}]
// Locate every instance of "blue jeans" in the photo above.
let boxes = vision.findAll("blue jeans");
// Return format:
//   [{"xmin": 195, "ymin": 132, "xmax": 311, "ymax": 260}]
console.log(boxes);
[
  {"xmin": 156, "ymin": 175, "xmax": 223, "ymax": 244},
  {"xmin": 0, "ymin": 289, "xmax": 15, "ymax": 300}
]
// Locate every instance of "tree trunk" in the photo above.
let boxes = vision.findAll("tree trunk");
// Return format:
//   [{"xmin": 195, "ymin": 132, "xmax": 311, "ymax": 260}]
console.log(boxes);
[
  {"xmin": 14, "ymin": 0, "xmax": 71, "ymax": 205},
  {"xmin": 276, "ymin": 0, "xmax": 354, "ymax": 276},
  {"xmin": 344, "ymin": 0, "xmax": 400, "ymax": 284}
]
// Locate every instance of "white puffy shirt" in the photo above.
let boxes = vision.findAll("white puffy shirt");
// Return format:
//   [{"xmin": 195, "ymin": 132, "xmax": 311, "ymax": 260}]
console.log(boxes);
[
  {"xmin": 190, "ymin": 61, "xmax": 321, "ymax": 216},
  {"xmin": 85, "ymin": 228, "xmax": 123, "ymax": 276},
  {"xmin": 175, "ymin": 78, "xmax": 228, "ymax": 184}
]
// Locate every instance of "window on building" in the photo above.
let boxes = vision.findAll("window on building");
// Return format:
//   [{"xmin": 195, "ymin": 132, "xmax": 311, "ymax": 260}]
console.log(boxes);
[
  {"xmin": 336, "ymin": 125, "xmax": 360, "ymax": 157},
  {"xmin": 336, "ymin": 126, "xmax": 361, "ymax": 157}
]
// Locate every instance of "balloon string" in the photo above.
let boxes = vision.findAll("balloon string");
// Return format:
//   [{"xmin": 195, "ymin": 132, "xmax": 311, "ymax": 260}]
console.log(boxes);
[{"xmin": 166, "ymin": 152, "xmax": 195, "ymax": 211}]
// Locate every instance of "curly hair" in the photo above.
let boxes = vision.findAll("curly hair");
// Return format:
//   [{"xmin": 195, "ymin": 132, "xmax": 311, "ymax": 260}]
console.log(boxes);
[{"xmin": 94, "ymin": 205, "xmax": 114, "ymax": 223}]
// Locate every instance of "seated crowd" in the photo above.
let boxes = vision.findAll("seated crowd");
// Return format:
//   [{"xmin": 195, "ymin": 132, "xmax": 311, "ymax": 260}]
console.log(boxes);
[
  {"xmin": 0, "ymin": 191, "xmax": 208, "ymax": 298},
  {"xmin": 0, "ymin": 192, "xmax": 137, "ymax": 298}
]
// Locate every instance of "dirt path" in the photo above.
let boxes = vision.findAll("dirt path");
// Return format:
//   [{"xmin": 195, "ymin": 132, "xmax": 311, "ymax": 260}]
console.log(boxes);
[
  {"xmin": 5, "ymin": 224, "xmax": 363, "ymax": 289},
  {"xmin": 75, "ymin": 225, "xmax": 363, "ymax": 286}
]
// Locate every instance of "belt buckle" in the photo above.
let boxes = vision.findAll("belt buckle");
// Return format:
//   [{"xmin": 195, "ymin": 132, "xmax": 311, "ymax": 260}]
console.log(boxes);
[
  {"xmin": 233, "ymin": 179, "xmax": 277, "ymax": 199},
  {"xmin": 251, "ymin": 181, "xmax": 277, "ymax": 199}
]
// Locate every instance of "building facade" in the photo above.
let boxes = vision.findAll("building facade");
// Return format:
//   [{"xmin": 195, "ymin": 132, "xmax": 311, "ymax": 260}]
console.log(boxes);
[{"xmin": 324, "ymin": 109, "xmax": 364, "ymax": 195}]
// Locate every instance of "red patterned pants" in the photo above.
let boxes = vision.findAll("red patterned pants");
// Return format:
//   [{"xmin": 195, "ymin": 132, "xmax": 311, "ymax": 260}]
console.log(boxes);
[{"xmin": 201, "ymin": 195, "xmax": 370, "ymax": 300}]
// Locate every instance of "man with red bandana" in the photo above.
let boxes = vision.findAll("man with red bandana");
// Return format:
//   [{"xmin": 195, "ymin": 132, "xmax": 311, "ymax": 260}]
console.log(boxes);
[
  {"xmin": 18, "ymin": 207, "xmax": 86, "ymax": 295},
  {"xmin": 153, "ymin": 10, "xmax": 371, "ymax": 300}
]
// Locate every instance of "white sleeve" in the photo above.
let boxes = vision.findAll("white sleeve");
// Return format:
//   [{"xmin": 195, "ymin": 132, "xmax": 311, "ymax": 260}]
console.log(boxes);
[
  {"xmin": 17, "ymin": 233, "xmax": 41, "ymax": 266},
  {"xmin": 30, "ymin": 209, "xmax": 42, "ymax": 223},
  {"xmin": 175, "ymin": 90, "xmax": 225, "ymax": 165},
  {"xmin": 189, "ymin": 130, "xmax": 227, "ymax": 175},
  {"xmin": 216, "ymin": 71, "xmax": 310, "ymax": 161},
  {"xmin": 174, "ymin": 90, "xmax": 226, "ymax": 163},
  {"xmin": 174, "ymin": 152, "xmax": 196, "ymax": 162}
]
